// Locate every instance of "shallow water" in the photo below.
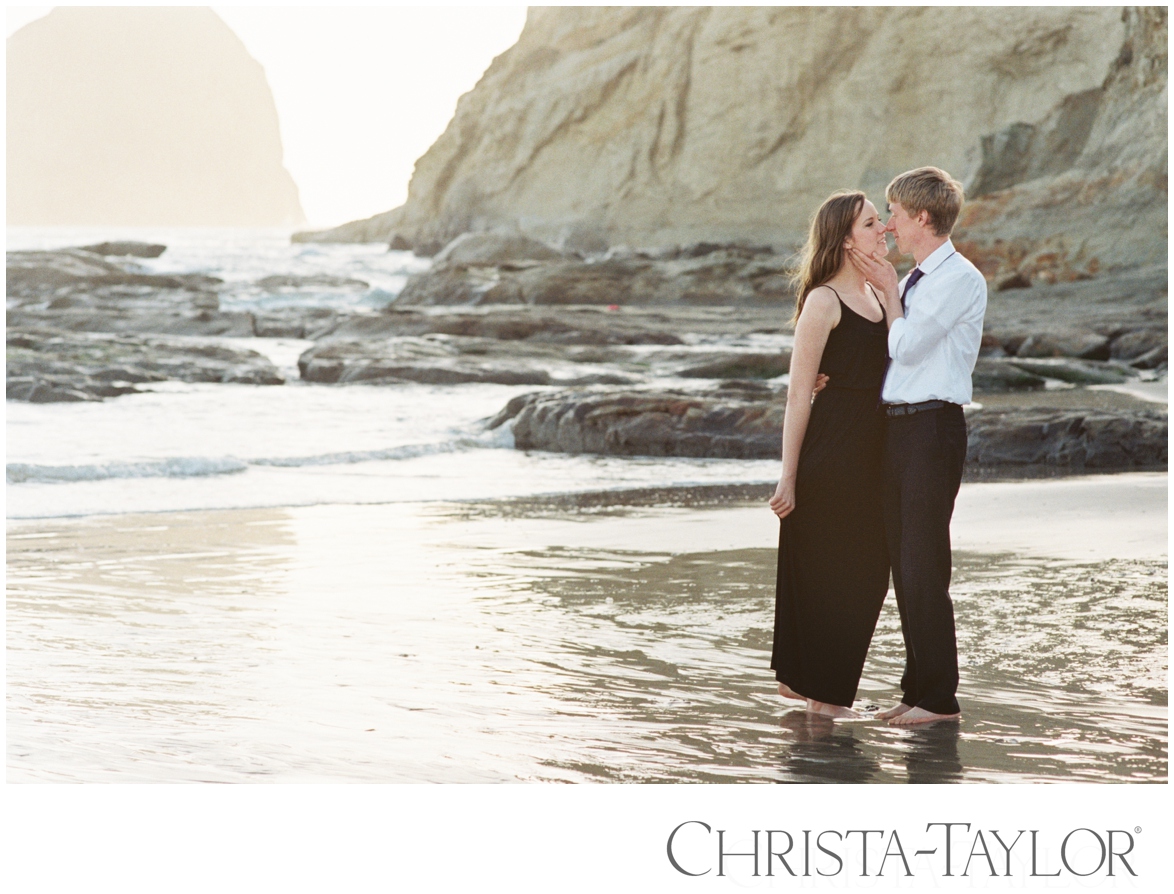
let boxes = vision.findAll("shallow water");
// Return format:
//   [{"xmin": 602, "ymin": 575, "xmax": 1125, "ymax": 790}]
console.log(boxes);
[{"xmin": 7, "ymin": 486, "xmax": 1166, "ymax": 783}]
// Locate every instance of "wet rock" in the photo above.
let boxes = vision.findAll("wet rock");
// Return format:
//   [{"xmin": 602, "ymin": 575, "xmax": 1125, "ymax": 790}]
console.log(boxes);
[
  {"xmin": 6, "ymin": 328, "xmax": 284, "ymax": 401},
  {"xmin": 433, "ymin": 232, "xmax": 565, "ymax": 265},
  {"xmin": 255, "ymin": 274, "xmax": 369, "ymax": 291},
  {"xmin": 394, "ymin": 251, "xmax": 795, "ymax": 307},
  {"xmin": 978, "ymin": 333, "xmax": 1010, "ymax": 357},
  {"xmin": 78, "ymin": 241, "xmax": 167, "ymax": 258},
  {"xmin": 9, "ymin": 307, "xmax": 259, "ymax": 339},
  {"xmin": 491, "ymin": 389, "xmax": 786, "ymax": 458},
  {"xmin": 306, "ymin": 307, "xmax": 688, "ymax": 348},
  {"xmin": 6, "ymin": 248, "xmax": 189, "ymax": 298},
  {"xmin": 1007, "ymin": 358, "xmax": 1131, "ymax": 385},
  {"xmin": 388, "ymin": 234, "xmax": 413, "ymax": 252},
  {"xmin": 6, "ymin": 247, "xmax": 246, "ymax": 337},
  {"xmin": 1015, "ymin": 331, "xmax": 1111, "ymax": 360},
  {"xmin": 966, "ymin": 408, "xmax": 1167, "ymax": 470},
  {"xmin": 1129, "ymin": 344, "xmax": 1167, "ymax": 371},
  {"xmin": 1110, "ymin": 328, "xmax": 1166, "ymax": 362},
  {"xmin": 677, "ymin": 351, "xmax": 790, "ymax": 379},
  {"xmin": 297, "ymin": 336, "xmax": 554, "ymax": 386},
  {"xmin": 488, "ymin": 389, "xmax": 1167, "ymax": 469},
  {"xmin": 995, "ymin": 271, "xmax": 1032, "ymax": 291},
  {"xmin": 971, "ymin": 358, "xmax": 1047, "ymax": 392},
  {"xmin": 252, "ymin": 314, "xmax": 308, "ymax": 339}
]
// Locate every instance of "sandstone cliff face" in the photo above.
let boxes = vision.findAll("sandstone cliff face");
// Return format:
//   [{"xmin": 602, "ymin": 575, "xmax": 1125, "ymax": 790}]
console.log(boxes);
[
  {"xmin": 303, "ymin": 6, "xmax": 1164, "ymax": 278},
  {"xmin": 956, "ymin": 7, "xmax": 1167, "ymax": 281},
  {"xmin": 7, "ymin": 7, "xmax": 305, "ymax": 226}
]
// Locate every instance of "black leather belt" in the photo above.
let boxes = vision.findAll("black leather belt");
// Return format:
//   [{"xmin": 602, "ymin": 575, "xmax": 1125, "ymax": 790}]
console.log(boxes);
[{"xmin": 883, "ymin": 400, "xmax": 949, "ymax": 417}]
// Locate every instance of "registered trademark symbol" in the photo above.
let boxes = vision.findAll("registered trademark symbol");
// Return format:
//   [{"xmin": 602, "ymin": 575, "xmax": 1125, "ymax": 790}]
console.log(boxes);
[{"xmin": 1134, "ymin": 827, "xmax": 1141, "ymax": 834}]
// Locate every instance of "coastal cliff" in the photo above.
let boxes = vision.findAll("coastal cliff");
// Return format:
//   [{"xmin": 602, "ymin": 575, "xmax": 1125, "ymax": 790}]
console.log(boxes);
[
  {"xmin": 6, "ymin": 7, "xmax": 305, "ymax": 227},
  {"xmin": 297, "ymin": 6, "xmax": 1165, "ymax": 279}
]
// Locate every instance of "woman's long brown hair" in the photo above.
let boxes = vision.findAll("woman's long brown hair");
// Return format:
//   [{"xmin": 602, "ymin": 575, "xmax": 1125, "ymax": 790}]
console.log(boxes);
[{"xmin": 790, "ymin": 190, "xmax": 866, "ymax": 322}]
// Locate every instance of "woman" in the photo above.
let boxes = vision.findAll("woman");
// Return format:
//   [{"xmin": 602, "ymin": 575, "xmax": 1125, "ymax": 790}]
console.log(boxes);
[{"xmin": 769, "ymin": 190, "xmax": 891, "ymax": 719}]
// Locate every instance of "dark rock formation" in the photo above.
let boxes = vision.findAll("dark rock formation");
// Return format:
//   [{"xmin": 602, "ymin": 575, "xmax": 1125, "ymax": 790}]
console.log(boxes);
[
  {"xmin": 256, "ymin": 274, "xmax": 369, "ymax": 291},
  {"xmin": 488, "ymin": 388, "xmax": 1167, "ymax": 471},
  {"xmin": 5, "ymin": 248, "xmax": 221, "ymax": 298},
  {"xmin": 78, "ymin": 241, "xmax": 167, "ymax": 258},
  {"xmin": 1007, "ymin": 358, "xmax": 1131, "ymax": 386},
  {"xmin": 493, "ymin": 389, "xmax": 786, "ymax": 459},
  {"xmin": 677, "ymin": 352, "xmax": 791, "ymax": 379},
  {"xmin": 395, "ymin": 249, "xmax": 797, "ymax": 307},
  {"xmin": 433, "ymin": 232, "xmax": 566, "ymax": 265},
  {"xmin": 1110, "ymin": 328, "xmax": 1166, "ymax": 362},
  {"xmin": 966, "ymin": 408, "xmax": 1167, "ymax": 469},
  {"xmin": 971, "ymin": 359, "xmax": 1047, "ymax": 392},
  {"xmin": 296, "ymin": 337, "xmax": 556, "ymax": 386},
  {"xmin": 6, "ymin": 7, "xmax": 304, "ymax": 226},
  {"xmin": 1015, "ymin": 332, "xmax": 1111, "ymax": 360},
  {"xmin": 7, "ymin": 328, "xmax": 284, "ymax": 401}
]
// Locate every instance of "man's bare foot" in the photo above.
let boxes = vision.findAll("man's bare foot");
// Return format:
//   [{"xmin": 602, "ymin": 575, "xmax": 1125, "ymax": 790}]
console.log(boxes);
[
  {"xmin": 876, "ymin": 703, "xmax": 912, "ymax": 721},
  {"xmin": 777, "ymin": 683, "xmax": 805, "ymax": 701},
  {"xmin": 888, "ymin": 706, "xmax": 961, "ymax": 726},
  {"xmin": 807, "ymin": 700, "xmax": 861, "ymax": 720}
]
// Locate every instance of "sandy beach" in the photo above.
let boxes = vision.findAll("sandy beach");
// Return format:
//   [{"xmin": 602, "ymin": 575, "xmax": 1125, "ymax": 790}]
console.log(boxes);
[{"xmin": 7, "ymin": 471, "xmax": 1166, "ymax": 783}]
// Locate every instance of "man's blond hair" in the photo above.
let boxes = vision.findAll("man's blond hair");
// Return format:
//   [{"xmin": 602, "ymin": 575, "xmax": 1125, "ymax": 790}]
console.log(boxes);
[{"xmin": 885, "ymin": 167, "xmax": 964, "ymax": 236}]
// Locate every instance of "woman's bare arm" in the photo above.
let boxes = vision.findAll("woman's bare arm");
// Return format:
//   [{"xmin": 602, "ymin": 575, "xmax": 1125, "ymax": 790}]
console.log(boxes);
[{"xmin": 769, "ymin": 289, "xmax": 839, "ymax": 518}]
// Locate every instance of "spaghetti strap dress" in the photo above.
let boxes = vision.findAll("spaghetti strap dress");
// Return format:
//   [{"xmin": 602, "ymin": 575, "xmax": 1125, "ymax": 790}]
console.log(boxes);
[{"xmin": 770, "ymin": 287, "xmax": 891, "ymax": 707}]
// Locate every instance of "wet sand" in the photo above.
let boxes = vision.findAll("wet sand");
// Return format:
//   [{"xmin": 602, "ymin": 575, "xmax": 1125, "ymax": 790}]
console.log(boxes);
[{"xmin": 6, "ymin": 473, "xmax": 1167, "ymax": 782}]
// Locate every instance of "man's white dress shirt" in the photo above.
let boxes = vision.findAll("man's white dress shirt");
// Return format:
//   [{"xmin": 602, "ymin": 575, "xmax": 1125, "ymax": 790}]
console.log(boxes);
[{"xmin": 881, "ymin": 239, "xmax": 987, "ymax": 406}]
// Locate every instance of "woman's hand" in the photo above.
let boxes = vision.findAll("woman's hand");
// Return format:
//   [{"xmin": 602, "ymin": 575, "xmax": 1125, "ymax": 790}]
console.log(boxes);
[{"xmin": 769, "ymin": 478, "xmax": 797, "ymax": 519}]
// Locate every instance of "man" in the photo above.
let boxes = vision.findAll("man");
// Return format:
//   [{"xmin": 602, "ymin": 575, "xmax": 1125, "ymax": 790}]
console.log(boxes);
[{"xmin": 848, "ymin": 166, "xmax": 987, "ymax": 725}]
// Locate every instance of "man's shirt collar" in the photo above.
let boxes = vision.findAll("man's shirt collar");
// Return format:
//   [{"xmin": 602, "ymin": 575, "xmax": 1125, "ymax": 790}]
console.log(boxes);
[{"xmin": 918, "ymin": 238, "xmax": 956, "ymax": 276}]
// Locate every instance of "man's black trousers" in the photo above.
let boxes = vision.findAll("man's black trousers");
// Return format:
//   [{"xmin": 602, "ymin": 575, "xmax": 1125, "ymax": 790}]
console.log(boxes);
[{"xmin": 883, "ymin": 403, "xmax": 967, "ymax": 716}]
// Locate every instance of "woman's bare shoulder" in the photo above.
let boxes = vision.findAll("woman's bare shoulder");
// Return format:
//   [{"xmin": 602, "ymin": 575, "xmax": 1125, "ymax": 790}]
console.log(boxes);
[{"xmin": 799, "ymin": 285, "xmax": 841, "ymax": 324}]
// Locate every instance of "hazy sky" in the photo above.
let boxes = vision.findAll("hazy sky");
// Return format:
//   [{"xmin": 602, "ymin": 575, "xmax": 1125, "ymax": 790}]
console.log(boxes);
[{"xmin": 5, "ymin": 5, "xmax": 528, "ymax": 228}]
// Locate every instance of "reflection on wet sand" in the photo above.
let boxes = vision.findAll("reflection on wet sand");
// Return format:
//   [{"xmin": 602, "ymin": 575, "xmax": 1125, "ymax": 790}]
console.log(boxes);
[{"xmin": 6, "ymin": 483, "xmax": 1168, "ymax": 783}]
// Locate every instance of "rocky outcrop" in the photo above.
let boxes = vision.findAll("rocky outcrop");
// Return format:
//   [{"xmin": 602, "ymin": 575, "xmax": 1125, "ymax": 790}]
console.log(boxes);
[
  {"xmin": 966, "ymin": 408, "xmax": 1167, "ymax": 469},
  {"xmin": 297, "ymin": 336, "xmax": 557, "ymax": 386},
  {"xmin": 395, "ymin": 246, "xmax": 795, "ymax": 307},
  {"xmin": 292, "ymin": 329, "xmax": 793, "ymax": 388},
  {"xmin": 7, "ymin": 7, "xmax": 304, "ymax": 226},
  {"xmin": 78, "ymin": 241, "xmax": 167, "ymax": 258},
  {"xmin": 492, "ymin": 389, "xmax": 787, "ymax": 459},
  {"xmin": 970, "ymin": 359, "xmax": 1046, "ymax": 392},
  {"xmin": 6, "ymin": 248, "xmax": 255, "ymax": 338},
  {"xmin": 489, "ymin": 388, "xmax": 1167, "ymax": 471},
  {"xmin": 1005, "ymin": 358, "xmax": 1131, "ymax": 386},
  {"xmin": 298, "ymin": 6, "xmax": 1161, "ymax": 283},
  {"xmin": 255, "ymin": 274, "xmax": 370, "ymax": 292},
  {"xmin": 955, "ymin": 8, "xmax": 1168, "ymax": 282},
  {"xmin": 7, "ymin": 328, "xmax": 284, "ymax": 402}
]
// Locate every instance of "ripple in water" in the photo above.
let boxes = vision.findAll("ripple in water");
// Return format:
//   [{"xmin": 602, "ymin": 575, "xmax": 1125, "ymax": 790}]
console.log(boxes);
[{"xmin": 6, "ymin": 504, "xmax": 1166, "ymax": 783}]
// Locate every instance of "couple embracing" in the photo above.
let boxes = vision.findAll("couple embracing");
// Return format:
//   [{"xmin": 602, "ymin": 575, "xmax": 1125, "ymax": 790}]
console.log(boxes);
[{"xmin": 769, "ymin": 166, "xmax": 987, "ymax": 725}]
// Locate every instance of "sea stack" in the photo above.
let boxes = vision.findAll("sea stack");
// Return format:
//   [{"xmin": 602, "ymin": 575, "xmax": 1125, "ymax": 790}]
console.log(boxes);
[{"xmin": 6, "ymin": 7, "xmax": 305, "ymax": 227}]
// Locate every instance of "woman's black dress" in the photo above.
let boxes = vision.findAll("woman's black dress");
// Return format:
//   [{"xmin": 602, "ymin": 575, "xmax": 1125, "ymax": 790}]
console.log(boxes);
[{"xmin": 770, "ymin": 289, "xmax": 890, "ymax": 707}]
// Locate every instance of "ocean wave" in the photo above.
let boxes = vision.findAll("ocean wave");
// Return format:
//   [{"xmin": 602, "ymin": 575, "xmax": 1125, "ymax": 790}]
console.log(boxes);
[
  {"xmin": 7, "ymin": 428, "xmax": 515, "ymax": 485},
  {"xmin": 6, "ymin": 456, "xmax": 249, "ymax": 484}
]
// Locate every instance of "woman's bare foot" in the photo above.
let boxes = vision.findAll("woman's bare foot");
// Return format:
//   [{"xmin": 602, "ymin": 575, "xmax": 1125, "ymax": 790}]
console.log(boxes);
[
  {"xmin": 888, "ymin": 706, "xmax": 961, "ymax": 726},
  {"xmin": 876, "ymin": 703, "xmax": 912, "ymax": 721},
  {"xmin": 806, "ymin": 699, "xmax": 861, "ymax": 720},
  {"xmin": 777, "ymin": 683, "xmax": 806, "ymax": 701}
]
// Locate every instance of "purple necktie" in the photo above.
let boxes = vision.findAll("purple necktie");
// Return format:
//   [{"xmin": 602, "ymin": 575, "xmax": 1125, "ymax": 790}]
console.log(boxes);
[
  {"xmin": 879, "ymin": 267, "xmax": 924, "ymax": 405},
  {"xmin": 900, "ymin": 266, "xmax": 925, "ymax": 312}
]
